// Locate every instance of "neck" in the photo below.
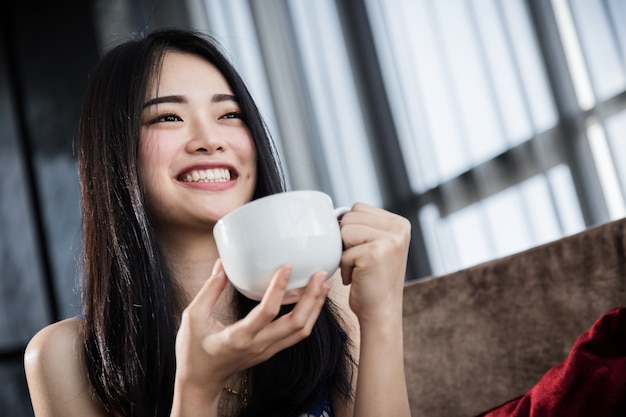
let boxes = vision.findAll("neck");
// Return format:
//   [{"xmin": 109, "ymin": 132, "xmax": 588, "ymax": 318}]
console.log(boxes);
[
  {"xmin": 158, "ymin": 225, "xmax": 220, "ymax": 303},
  {"xmin": 156, "ymin": 224, "xmax": 237, "ymax": 324}
]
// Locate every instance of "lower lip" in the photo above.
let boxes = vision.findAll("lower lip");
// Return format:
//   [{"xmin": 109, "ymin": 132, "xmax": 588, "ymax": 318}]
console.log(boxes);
[{"xmin": 179, "ymin": 179, "xmax": 237, "ymax": 191}]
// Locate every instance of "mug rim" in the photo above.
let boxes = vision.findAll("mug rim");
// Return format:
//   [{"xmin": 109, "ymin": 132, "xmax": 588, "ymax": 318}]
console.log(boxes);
[{"xmin": 216, "ymin": 190, "xmax": 332, "ymax": 225}]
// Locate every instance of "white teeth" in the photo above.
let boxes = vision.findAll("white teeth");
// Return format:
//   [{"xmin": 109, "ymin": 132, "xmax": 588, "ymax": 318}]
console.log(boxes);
[{"xmin": 182, "ymin": 168, "xmax": 231, "ymax": 183}]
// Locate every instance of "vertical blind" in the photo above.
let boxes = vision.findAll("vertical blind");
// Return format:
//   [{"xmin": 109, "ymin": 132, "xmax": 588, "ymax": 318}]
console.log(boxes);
[{"xmin": 195, "ymin": 0, "xmax": 626, "ymax": 278}]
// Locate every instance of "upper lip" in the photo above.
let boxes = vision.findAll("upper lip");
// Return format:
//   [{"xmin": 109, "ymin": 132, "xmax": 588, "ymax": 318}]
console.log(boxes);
[{"xmin": 175, "ymin": 162, "xmax": 238, "ymax": 182}]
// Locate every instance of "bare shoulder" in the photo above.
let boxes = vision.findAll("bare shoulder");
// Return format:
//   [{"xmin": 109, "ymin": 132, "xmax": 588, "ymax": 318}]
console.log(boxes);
[
  {"xmin": 25, "ymin": 318, "xmax": 107, "ymax": 416},
  {"xmin": 25, "ymin": 317, "xmax": 83, "ymax": 379}
]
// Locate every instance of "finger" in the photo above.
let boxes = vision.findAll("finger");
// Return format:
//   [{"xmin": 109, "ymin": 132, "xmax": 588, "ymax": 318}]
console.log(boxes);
[
  {"xmin": 287, "ymin": 271, "xmax": 329, "ymax": 320},
  {"xmin": 339, "ymin": 238, "xmax": 391, "ymax": 285},
  {"xmin": 342, "ymin": 234, "xmax": 404, "ymax": 268},
  {"xmin": 340, "ymin": 212, "xmax": 410, "ymax": 250},
  {"xmin": 237, "ymin": 265, "xmax": 291, "ymax": 334},
  {"xmin": 210, "ymin": 267, "xmax": 291, "ymax": 359},
  {"xmin": 259, "ymin": 271, "xmax": 329, "ymax": 350},
  {"xmin": 186, "ymin": 259, "xmax": 228, "ymax": 314},
  {"xmin": 340, "ymin": 262, "xmax": 354, "ymax": 286},
  {"xmin": 341, "ymin": 202, "xmax": 385, "ymax": 221},
  {"xmin": 341, "ymin": 208, "xmax": 401, "ymax": 233},
  {"xmin": 212, "ymin": 271, "xmax": 329, "ymax": 366},
  {"xmin": 341, "ymin": 222, "xmax": 384, "ymax": 249}
]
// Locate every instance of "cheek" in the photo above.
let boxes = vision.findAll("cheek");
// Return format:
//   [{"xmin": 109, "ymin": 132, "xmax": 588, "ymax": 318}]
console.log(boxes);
[
  {"xmin": 138, "ymin": 134, "xmax": 168, "ymax": 204},
  {"xmin": 138, "ymin": 137, "xmax": 155, "ymax": 186},
  {"xmin": 245, "ymin": 143, "xmax": 258, "ymax": 192},
  {"xmin": 244, "ymin": 145, "xmax": 258, "ymax": 180},
  {"xmin": 242, "ymin": 135, "xmax": 258, "ymax": 178},
  {"xmin": 139, "ymin": 131, "xmax": 176, "ymax": 173}
]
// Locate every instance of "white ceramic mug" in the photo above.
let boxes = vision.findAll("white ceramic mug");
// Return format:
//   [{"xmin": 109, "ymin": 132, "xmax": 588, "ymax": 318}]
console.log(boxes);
[{"xmin": 214, "ymin": 190, "xmax": 349, "ymax": 303}]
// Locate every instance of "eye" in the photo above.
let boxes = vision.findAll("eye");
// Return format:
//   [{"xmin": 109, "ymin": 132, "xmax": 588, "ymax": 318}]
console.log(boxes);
[
  {"xmin": 148, "ymin": 113, "xmax": 183, "ymax": 124},
  {"xmin": 219, "ymin": 111, "xmax": 245, "ymax": 121}
]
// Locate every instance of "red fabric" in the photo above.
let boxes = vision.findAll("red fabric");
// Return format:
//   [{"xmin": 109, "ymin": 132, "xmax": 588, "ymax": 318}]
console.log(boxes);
[{"xmin": 477, "ymin": 307, "xmax": 626, "ymax": 417}]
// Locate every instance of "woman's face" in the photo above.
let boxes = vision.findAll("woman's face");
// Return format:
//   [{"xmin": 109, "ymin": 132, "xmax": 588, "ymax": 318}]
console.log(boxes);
[{"xmin": 139, "ymin": 51, "xmax": 257, "ymax": 235}]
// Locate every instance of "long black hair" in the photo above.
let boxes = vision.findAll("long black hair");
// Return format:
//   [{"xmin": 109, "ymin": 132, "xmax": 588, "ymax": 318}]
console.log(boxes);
[{"xmin": 78, "ymin": 28, "xmax": 353, "ymax": 417}]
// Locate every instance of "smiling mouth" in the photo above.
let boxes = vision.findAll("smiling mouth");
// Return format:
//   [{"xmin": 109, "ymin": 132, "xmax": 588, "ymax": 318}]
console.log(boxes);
[{"xmin": 180, "ymin": 168, "xmax": 233, "ymax": 183}]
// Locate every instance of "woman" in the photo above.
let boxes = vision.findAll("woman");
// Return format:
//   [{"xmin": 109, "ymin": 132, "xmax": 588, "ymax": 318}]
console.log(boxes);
[{"xmin": 24, "ymin": 29, "xmax": 411, "ymax": 417}]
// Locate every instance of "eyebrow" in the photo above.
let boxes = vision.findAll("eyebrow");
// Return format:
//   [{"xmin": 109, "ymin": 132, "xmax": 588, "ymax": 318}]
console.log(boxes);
[
  {"xmin": 142, "ymin": 93, "xmax": 239, "ymax": 109},
  {"xmin": 213, "ymin": 93, "xmax": 239, "ymax": 104},
  {"xmin": 143, "ymin": 95, "xmax": 184, "ymax": 108}
]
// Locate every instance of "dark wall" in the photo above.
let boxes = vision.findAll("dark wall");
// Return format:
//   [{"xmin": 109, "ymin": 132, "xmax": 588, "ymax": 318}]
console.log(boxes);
[
  {"xmin": 0, "ymin": 0, "xmax": 194, "ymax": 413},
  {"xmin": 0, "ymin": 1, "xmax": 99, "ymax": 415}
]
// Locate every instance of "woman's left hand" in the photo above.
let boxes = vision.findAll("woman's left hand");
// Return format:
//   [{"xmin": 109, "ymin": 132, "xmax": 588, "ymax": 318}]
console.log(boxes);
[{"xmin": 338, "ymin": 203, "xmax": 411, "ymax": 323}]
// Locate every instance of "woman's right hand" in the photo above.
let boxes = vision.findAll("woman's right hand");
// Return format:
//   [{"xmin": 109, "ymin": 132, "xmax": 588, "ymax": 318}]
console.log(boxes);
[{"xmin": 170, "ymin": 260, "xmax": 330, "ymax": 416}]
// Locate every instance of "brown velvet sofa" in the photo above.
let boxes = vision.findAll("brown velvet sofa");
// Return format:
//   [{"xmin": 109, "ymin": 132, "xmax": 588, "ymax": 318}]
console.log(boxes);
[{"xmin": 402, "ymin": 217, "xmax": 626, "ymax": 417}]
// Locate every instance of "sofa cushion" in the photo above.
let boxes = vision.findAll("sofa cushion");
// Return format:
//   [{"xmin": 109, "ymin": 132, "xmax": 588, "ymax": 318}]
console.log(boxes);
[
  {"xmin": 476, "ymin": 306, "xmax": 626, "ymax": 416},
  {"xmin": 402, "ymin": 218, "xmax": 626, "ymax": 416}
]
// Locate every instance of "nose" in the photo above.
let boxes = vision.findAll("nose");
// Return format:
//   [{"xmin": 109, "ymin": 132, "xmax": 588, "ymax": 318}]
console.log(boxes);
[{"xmin": 186, "ymin": 117, "xmax": 225, "ymax": 154}]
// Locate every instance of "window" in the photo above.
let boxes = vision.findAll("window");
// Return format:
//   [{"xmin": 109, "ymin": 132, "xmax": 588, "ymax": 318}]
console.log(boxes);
[
  {"xmin": 365, "ymin": 0, "xmax": 625, "ymax": 275},
  {"xmin": 191, "ymin": 0, "xmax": 626, "ymax": 278}
]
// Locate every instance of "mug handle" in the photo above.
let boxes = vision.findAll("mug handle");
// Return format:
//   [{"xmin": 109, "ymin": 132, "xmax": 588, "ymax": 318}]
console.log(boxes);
[{"xmin": 334, "ymin": 206, "xmax": 351, "ymax": 221}]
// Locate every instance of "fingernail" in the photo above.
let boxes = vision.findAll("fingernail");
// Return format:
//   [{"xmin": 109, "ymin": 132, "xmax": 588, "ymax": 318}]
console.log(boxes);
[
  {"xmin": 322, "ymin": 283, "xmax": 331, "ymax": 297},
  {"xmin": 282, "ymin": 265, "xmax": 293, "ymax": 276},
  {"xmin": 317, "ymin": 273, "xmax": 328, "ymax": 287},
  {"xmin": 211, "ymin": 259, "xmax": 222, "ymax": 275}
]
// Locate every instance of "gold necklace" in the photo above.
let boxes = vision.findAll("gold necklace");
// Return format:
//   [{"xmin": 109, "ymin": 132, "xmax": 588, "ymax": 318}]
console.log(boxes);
[{"xmin": 223, "ymin": 371, "xmax": 248, "ymax": 409}]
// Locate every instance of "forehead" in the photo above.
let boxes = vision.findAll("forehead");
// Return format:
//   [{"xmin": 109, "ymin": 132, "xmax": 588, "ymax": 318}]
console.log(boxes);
[{"xmin": 149, "ymin": 51, "xmax": 232, "ymax": 96}]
